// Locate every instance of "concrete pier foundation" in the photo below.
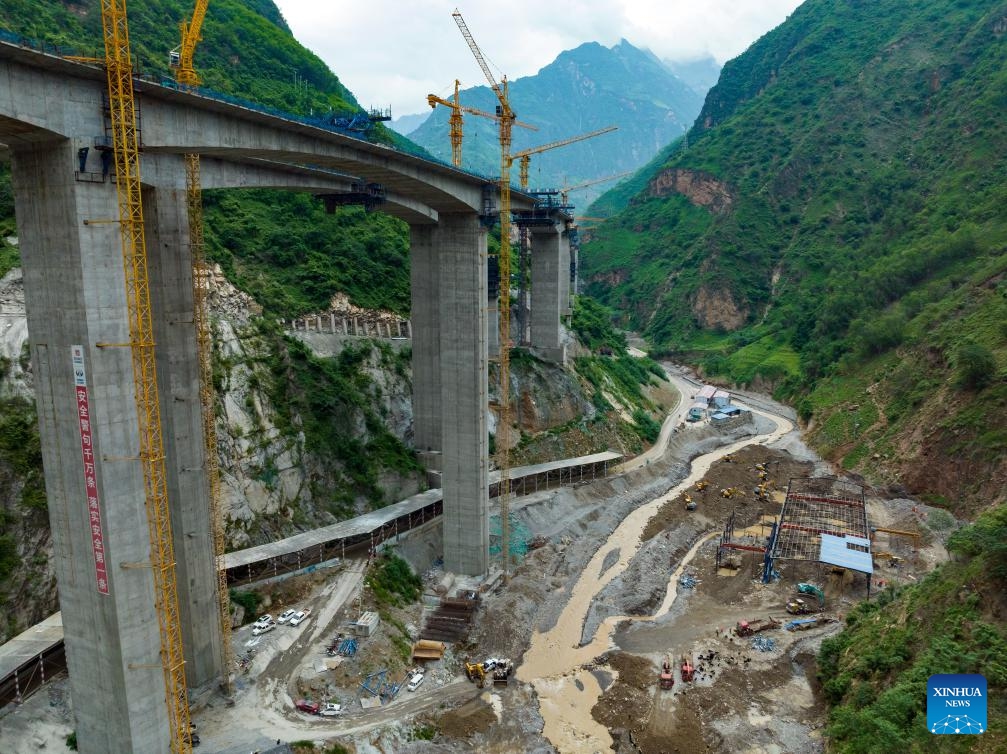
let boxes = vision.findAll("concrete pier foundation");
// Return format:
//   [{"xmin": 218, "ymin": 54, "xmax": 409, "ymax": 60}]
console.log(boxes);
[{"xmin": 12, "ymin": 141, "xmax": 172, "ymax": 754}]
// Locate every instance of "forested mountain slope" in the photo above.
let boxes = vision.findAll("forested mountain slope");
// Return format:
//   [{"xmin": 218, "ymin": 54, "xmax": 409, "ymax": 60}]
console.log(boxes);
[{"xmin": 583, "ymin": 0, "xmax": 1007, "ymax": 511}]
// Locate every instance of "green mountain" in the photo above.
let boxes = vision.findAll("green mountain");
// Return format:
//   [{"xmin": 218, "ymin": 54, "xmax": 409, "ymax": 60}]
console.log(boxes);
[
  {"xmin": 583, "ymin": 0, "xmax": 1007, "ymax": 511},
  {"xmin": 407, "ymin": 39, "xmax": 704, "ymax": 206},
  {"xmin": 582, "ymin": 2, "xmax": 1007, "ymax": 746}
]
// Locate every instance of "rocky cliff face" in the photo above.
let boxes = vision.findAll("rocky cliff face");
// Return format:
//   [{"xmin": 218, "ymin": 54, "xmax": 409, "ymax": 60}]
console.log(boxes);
[
  {"xmin": 646, "ymin": 168, "xmax": 734, "ymax": 214},
  {"xmin": 691, "ymin": 284, "xmax": 748, "ymax": 331},
  {"xmin": 0, "ymin": 269, "xmax": 56, "ymax": 639}
]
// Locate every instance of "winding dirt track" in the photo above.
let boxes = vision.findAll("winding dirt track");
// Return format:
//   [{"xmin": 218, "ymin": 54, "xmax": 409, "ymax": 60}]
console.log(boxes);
[{"xmin": 517, "ymin": 381, "xmax": 793, "ymax": 753}]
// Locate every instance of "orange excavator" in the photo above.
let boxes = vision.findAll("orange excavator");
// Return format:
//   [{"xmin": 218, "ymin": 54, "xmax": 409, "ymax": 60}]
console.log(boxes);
[
  {"xmin": 659, "ymin": 657, "xmax": 674, "ymax": 689},
  {"xmin": 681, "ymin": 656, "xmax": 695, "ymax": 682}
]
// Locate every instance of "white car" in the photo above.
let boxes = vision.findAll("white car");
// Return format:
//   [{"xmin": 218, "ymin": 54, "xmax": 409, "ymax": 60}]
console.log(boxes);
[
  {"xmin": 319, "ymin": 703, "xmax": 342, "ymax": 717},
  {"xmin": 277, "ymin": 609, "xmax": 297, "ymax": 624},
  {"xmin": 253, "ymin": 614, "xmax": 273, "ymax": 627},
  {"xmin": 289, "ymin": 610, "xmax": 308, "ymax": 627},
  {"xmin": 406, "ymin": 672, "xmax": 425, "ymax": 692},
  {"xmin": 251, "ymin": 621, "xmax": 275, "ymax": 636}
]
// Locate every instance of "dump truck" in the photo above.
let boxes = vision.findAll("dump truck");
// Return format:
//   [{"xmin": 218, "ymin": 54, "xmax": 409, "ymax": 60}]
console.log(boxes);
[
  {"xmin": 680, "ymin": 657, "xmax": 695, "ymax": 682},
  {"xmin": 735, "ymin": 617, "xmax": 780, "ymax": 637},
  {"xmin": 659, "ymin": 658, "xmax": 674, "ymax": 689}
]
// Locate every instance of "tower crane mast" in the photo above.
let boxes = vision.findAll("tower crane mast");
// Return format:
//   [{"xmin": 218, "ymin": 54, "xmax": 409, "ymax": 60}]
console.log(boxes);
[
  {"xmin": 98, "ymin": 0, "xmax": 192, "ymax": 750},
  {"xmin": 452, "ymin": 10, "xmax": 516, "ymax": 580},
  {"xmin": 427, "ymin": 80, "xmax": 537, "ymax": 168}
]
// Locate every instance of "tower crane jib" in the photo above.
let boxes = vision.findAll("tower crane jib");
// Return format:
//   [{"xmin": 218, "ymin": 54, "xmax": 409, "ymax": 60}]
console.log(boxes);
[{"xmin": 510, "ymin": 126, "xmax": 619, "ymax": 189}]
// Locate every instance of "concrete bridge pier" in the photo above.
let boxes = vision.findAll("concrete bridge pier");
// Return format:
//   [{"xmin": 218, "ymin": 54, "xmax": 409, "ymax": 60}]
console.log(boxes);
[
  {"xmin": 11, "ymin": 140, "xmax": 173, "ymax": 754},
  {"xmin": 413, "ymin": 213, "xmax": 489, "ymax": 575},
  {"xmin": 529, "ymin": 221, "xmax": 568, "ymax": 364},
  {"xmin": 143, "ymin": 181, "xmax": 223, "ymax": 690}
]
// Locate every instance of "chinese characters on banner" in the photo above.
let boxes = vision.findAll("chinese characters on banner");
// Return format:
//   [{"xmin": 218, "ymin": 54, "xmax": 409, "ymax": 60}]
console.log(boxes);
[{"xmin": 72, "ymin": 345, "xmax": 109, "ymax": 595}]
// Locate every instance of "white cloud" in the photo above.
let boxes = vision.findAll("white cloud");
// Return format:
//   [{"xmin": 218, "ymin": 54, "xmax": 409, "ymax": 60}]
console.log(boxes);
[{"xmin": 274, "ymin": 0, "xmax": 804, "ymax": 115}]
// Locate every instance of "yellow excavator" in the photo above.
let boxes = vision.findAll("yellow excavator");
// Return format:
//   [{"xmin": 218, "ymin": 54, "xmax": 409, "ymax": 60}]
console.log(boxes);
[{"xmin": 465, "ymin": 661, "xmax": 486, "ymax": 688}]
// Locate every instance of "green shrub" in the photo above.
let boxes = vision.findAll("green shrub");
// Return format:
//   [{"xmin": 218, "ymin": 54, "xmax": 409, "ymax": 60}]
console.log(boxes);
[
  {"xmin": 229, "ymin": 589, "xmax": 262, "ymax": 622},
  {"xmin": 954, "ymin": 341, "xmax": 997, "ymax": 390},
  {"xmin": 632, "ymin": 408, "xmax": 661, "ymax": 443},
  {"xmin": 366, "ymin": 552, "xmax": 422, "ymax": 607}
]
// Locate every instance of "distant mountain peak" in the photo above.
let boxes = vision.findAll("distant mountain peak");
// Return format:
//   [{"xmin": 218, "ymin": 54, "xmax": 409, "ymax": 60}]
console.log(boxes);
[{"xmin": 408, "ymin": 39, "xmax": 705, "ymax": 204}]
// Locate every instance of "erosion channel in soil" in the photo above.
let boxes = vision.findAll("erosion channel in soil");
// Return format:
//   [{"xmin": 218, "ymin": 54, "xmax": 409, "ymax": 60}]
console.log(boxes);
[{"xmin": 516, "ymin": 405, "xmax": 792, "ymax": 753}]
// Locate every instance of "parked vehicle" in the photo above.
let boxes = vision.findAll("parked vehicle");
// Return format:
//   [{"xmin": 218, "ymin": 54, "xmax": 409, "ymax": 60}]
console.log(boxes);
[
  {"xmin": 251, "ymin": 622, "xmax": 275, "ymax": 636},
  {"xmin": 277, "ymin": 609, "xmax": 297, "ymax": 624},
  {"xmin": 407, "ymin": 672, "xmax": 425, "ymax": 692},
  {"xmin": 253, "ymin": 614, "xmax": 273, "ymax": 627},
  {"xmin": 289, "ymin": 610, "xmax": 308, "ymax": 626},
  {"xmin": 319, "ymin": 702, "xmax": 342, "ymax": 716},
  {"xmin": 295, "ymin": 699, "xmax": 320, "ymax": 715}
]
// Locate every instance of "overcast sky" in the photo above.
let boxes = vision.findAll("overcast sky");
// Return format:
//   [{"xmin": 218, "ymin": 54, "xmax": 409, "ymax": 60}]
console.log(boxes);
[{"xmin": 273, "ymin": 1, "xmax": 805, "ymax": 116}]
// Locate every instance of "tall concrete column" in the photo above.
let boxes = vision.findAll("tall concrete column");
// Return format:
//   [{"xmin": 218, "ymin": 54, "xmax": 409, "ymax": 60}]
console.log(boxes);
[
  {"xmin": 529, "ymin": 222, "xmax": 566, "ymax": 364},
  {"xmin": 144, "ymin": 182, "xmax": 222, "ymax": 690},
  {"xmin": 437, "ymin": 213, "xmax": 489, "ymax": 575},
  {"xmin": 12, "ymin": 140, "xmax": 171, "ymax": 754},
  {"xmin": 410, "ymin": 224, "xmax": 441, "ymax": 468}
]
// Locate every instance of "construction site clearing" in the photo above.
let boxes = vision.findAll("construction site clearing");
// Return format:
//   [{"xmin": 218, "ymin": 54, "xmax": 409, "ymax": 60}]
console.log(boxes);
[{"xmin": 0, "ymin": 395, "xmax": 953, "ymax": 754}]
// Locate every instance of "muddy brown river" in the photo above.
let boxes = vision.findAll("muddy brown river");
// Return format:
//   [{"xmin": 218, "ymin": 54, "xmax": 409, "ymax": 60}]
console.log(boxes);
[{"xmin": 517, "ymin": 401, "xmax": 792, "ymax": 753}]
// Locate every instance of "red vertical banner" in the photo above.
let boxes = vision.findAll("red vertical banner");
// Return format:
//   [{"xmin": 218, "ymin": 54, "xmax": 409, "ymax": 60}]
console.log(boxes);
[{"xmin": 72, "ymin": 345, "xmax": 109, "ymax": 596}]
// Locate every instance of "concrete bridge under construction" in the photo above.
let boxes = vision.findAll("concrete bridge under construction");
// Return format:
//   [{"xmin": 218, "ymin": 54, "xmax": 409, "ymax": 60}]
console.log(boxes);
[{"xmin": 0, "ymin": 37, "xmax": 576, "ymax": 754}]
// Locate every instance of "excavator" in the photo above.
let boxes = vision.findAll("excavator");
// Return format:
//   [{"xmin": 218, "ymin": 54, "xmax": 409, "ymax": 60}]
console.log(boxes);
[
  {"xmin": 797, "ymin": 583, "xmax": 825, "ymax": 607},
  {"xmin": 464, "ymin": 661, "xmax": 486, "ymax": 688},
  {"xmin": 695, "ymin": 480, "xmax": 710, "ymax": 492},
  {"xmin": 684, "ymin": 493, "xmax": 697, "ymax": 511},
  {"xmin": 680, "ymin": 657, "xmax": 695, "ymax": 683},
  {"xmin": 659, "ymin": 657, "xmax": 674, "ymax": 689},
  {"xmin": 786, "ymin": 583, "xmax": 826, "ymax": 615}
]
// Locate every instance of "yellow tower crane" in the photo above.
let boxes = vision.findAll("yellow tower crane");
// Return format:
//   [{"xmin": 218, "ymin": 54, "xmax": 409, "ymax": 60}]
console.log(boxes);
[
  {"xmin": 511, "ymin": 126, "xmax": 618, "ymax": 189},
  {"xmin": 98, "ymin": 0, "xmax": 192, "ymax": 751},
  {"xmin": 170, "ymin": 0, "xmax": 209, "ymax": 86},
  {"xmin": 172, "ymin": 0, "xmax": 235, "ymax": 696},
  {"xmin": 452, "ymin": 9, "xmax": 517, "ymax": 580},
  {"xmin": 427, "ymin": 79, "xmax": 537, "ymax": 167}
]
